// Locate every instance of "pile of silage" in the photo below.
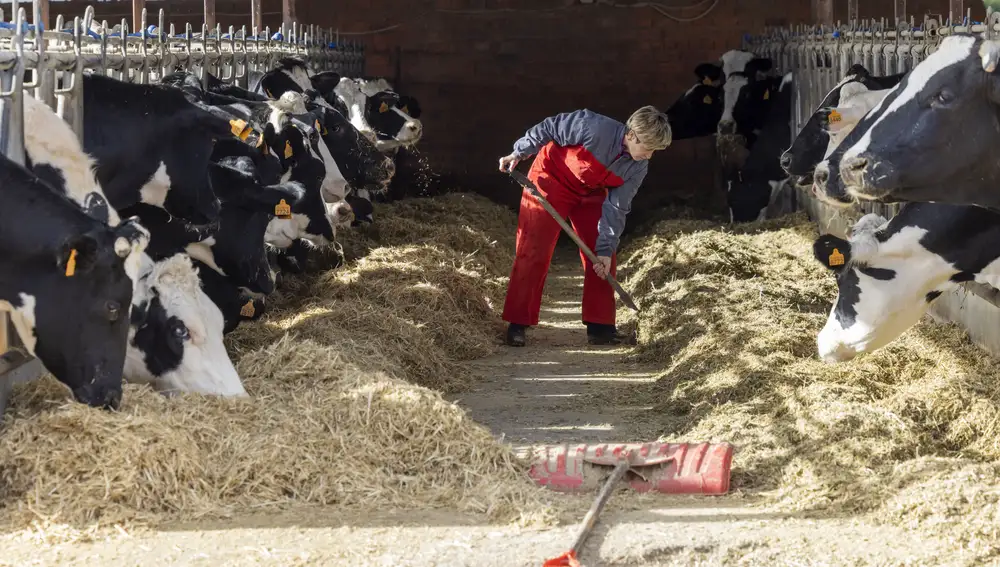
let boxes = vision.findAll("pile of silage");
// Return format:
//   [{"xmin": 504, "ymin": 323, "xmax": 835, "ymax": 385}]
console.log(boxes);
[
  {"xmin": 615, "ymin": 211, "xmax": 1000, "ymax": 545},
  {"xmin": 0, "ymin": 192, "xmax": 556, "ymax": 532}
]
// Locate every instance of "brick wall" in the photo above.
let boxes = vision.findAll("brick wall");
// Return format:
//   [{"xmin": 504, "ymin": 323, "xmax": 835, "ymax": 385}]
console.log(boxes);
[{"xmin": 298, "ymin": 0, "xmax": 815, "ymax": 222}]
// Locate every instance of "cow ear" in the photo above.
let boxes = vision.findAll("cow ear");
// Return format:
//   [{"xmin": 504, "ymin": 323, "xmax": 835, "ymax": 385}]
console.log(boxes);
[
  {"xmin": 254, "ymin": 182, "xmax": 307, "ymax": 215},
  {"xmin": 57, "ymin": 231, "xmax": 102, "ymax": 277},
  {"xmin": 309, "ymin": 71, "xmax": 341, "ymax": 97},
  {"xmin": 694, "ymin": 62, "xmax": 722, "ymax": 83},
  {"xmin": 237, "ymin": 294, "xmax": 266, "ymax": 321},
  {"xmin": 844, "ymin": 63, "xmax": 871, "ymax": 80},
  {"xmin": 398, "ymin": 95, "xmax": 422, "ymax": 118},
  {"xmin": 813, "ymin": 234, "xmax": 851, "ymax": 271}
]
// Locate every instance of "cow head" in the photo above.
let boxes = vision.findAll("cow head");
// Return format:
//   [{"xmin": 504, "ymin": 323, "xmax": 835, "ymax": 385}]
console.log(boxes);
[
  {"xmin": 363, "ymin": 90, "xmax": 423, "ymax": 151},
  {"xmin": 314, "ymin": 105, "xmax": 396, "ymax": 195},
  {"xmin": 126, "ymin": 252, "xmax": 246, "ymax": 398},
  {"xmin": 265, "ymin": 119, "xmax": 338, "ymax": 248},
  {"xmin": 188, "ymin": 159, "xmax": 307, "ymax": 295},
  {"xmin": 664, "ymin": 83, "xmax": 722, "ymax": 141},
  {"xmin": 834, "ymin": 34, "xmax": 1000, "ymax": 210},
  {"xmin": 1, "ymin": 218, "xmax": 149, "ymax": 410},
  {"xmin": 812, "ymin": 212, "xmax": 946, "ymax": 363}
]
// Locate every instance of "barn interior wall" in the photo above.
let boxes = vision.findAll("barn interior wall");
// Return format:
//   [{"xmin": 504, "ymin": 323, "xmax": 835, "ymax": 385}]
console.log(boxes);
[{"xmin": 299, "ymin": 0, "xmax": 813, "ymax": 220}]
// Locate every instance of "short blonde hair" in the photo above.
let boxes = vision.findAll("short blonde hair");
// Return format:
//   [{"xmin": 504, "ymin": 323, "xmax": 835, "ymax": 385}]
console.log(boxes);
[{"xmin": 626, "ymin": 105, "xmax": 672, "ymax": 150}]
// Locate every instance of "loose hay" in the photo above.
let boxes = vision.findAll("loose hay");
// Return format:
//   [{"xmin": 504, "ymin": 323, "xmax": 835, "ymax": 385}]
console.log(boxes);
[
  {"xmin": 616, "ymin": 210, "xmax": 1000, "ymax": 547},
  {"xmin": 0, "ymin": 193, "xmax": 557, "ymax": 532}
]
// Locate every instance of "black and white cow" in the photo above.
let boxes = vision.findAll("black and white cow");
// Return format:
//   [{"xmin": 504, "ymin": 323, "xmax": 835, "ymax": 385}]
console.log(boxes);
[
  {"xmin": 780, "ymin": 64, "xmax": 907, "ymax": 185},
  {"xmin": 725, "ymin": 72, "xmax": 795, "ymax": 222},
  {"xmin": 0, "ymin": 153, "xmax": 148, "ymax": 409},
  {"xmin": 21, "ymin": 93, "xmax": 245, "ymax": 399},
  {"xmin": 664, "ymin": 81, "xmax": 724, "ymax": 141},
  {"xmin": 158, "ymin": 74, "xmax": 344, "ymax": 247},
  {"xmin": 812, "ymin": 202, "xmax": 1000, "ymax": 363},
  {"xmin": 830, "ymin": 34, "xmax": 1000, "ymax": 210},
  {"xmin": 808, "ymin": 85, "xmax": 894, "ymax": 207},
  {"xmin": 126, "ymin": 252, "xmax": 246, "ymax": 397},
  {"xmin": 79, "ymin": 73, "xmax": 233, "ymax": 226}
]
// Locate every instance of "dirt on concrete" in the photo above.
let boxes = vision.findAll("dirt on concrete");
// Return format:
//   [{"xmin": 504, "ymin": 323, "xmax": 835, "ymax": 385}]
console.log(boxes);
[{"xmin": 0, "ymin": 245, "xmax": 961, "ymax": 566}]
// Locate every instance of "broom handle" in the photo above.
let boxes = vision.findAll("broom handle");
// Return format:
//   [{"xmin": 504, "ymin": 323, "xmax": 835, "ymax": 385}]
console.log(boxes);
[{"xmin": 570, "ymin": 460, "xmax": 631, "ymax": 555}]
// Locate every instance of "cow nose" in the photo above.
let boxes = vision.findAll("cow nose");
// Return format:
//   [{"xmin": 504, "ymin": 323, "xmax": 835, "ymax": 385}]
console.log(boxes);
[
  {"xmin": 384, "ymin": 158, "xmax": 396, "ymax": 177},
  {"xmin": 779, "ymin": 152, "xmax": 792, "ymax": 171},
  {"xmin": 813, "ymin": 168, "xmax": 829, "ymax": 186},
  {"xmin": 406, "ymin": 122, "xmax": 420, "ymax": 132},
  {"xmin": 718, "ymin": 120, "xmax": 736, "ymax": 135},
  {"xmin": 843, "ymin": 156, "xmax": 868, "ymax": 173},
  {"xmin": 363, "ymin": 130, "xmax": 378, "ymax": 143}
]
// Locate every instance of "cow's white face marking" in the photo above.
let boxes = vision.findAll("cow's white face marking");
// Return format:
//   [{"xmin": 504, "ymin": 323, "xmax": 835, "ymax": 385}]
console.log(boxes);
[
  {"xmin": 720, "ymin": 50, "xmax": 755, "ymax": 77},
  {"xmin": 720, "ymin": 74, "xmax": 748, "ymax": 125},
  {"xmin": 841, "ymin": 35, "xmax": 977, "ymax": 163},
  {"xmin": 0, "ymin": 293, "xmax": 38, "ymax": 354},
  {"xmin": 817, "ymin": 223, "xmax": 957, "ymax": 363},
  {"xmin": 139, "ymin": 162, "xmax": 171, "ymax": 208},
  {"xmin": 125, "ymin": 253, "xmax": 246, "ymax": 397},
  {"xmin": 390, "ymin": 107, "xmax": 423, "ymax": 146},
  {"xmin": 315, "ymin": 131, "xmax": 349, "ymax": 201}
]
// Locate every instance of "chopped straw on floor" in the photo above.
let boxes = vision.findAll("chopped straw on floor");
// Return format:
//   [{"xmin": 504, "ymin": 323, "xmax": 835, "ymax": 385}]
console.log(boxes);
[
  {"xmin": 0, "ymin": 192, "xmax": 557, "ymax": 532},
  {"xmin": 613, "ymin": 210, "xmax": 1000, "ymax": 551}
]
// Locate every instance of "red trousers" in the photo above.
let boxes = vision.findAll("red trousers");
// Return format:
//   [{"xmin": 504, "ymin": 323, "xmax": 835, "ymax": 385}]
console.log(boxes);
[{"xmin": 502, "ymin": 145, "xmax": 619, "ymax": 327}]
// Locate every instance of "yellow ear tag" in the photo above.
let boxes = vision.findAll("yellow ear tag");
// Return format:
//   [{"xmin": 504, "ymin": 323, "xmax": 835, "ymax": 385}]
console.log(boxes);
[
  {"xmin": 240, "ymin": 299, "xmax": 256, "ymax": 318},
  {"xmin": 702, "ymin": 77, "xmax": 712, "ymax": 85},
  {"xmin": 314, "ymin": 119, "xmax": 322, "ymax": 131},
  {"xmin": 65, "ymin": 248, "xmax": 78, "ymax": 277},
  {"xmin": 828, "ymin": 109, "xmax": 842, "ymax": 123},
  {"xmin": 229, "ymin": 119, "xmax": 249, "ymax": 139},
  {"xmin": 401, "ymin": 105, "xmax": 410, "ymax": 115},
  {"xmin": 275, "ymin": 199, "xmax": 292, "ymax": 219},
  {"xmin": 379, "ymin": 101, "xmax": 389, "ymax": 113},
  {"xmin": 763, "ymin": 89, "xmax": 770, "ymax": 100},
  {"xmin": 828, "ymin": 248, "xmax": 845, "ymax": 267},
  {"xmin": 703, "ymin": 95, "xmax": 713, "ymax": 104},
  {"xmin": 284, "ymin": 140, "xmax": 293, "ymax": 159}
]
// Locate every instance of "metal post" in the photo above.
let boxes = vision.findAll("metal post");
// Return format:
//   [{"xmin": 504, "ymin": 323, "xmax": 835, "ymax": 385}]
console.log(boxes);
[
  {"xmin": 204, "ymin": 0, "xmax": 216, "ymax": 33},
  {"xmin": 848, "ymin": 0, "xmax": 858, "ymax": 23},
  {"xmin": 251, "ymin": 0, "xmax": 262, "ymax": 35},
  {"xmin": 950, "ymin": 0, "xmax": 964, "ymax": 24},
  {"xmin": 38, "ymin": 0, "xmax": 49, "ymax": 32},
  {"xmin": 132, "ymin": 0, "xmax": 145, "ymax": 33},
  {"xmin": 895, "ymin": 0, "xmax": 906, "ymax": 28},
  {"xmin": 283, "ymin": 0, "xmax": 297, "ymax": 28}
]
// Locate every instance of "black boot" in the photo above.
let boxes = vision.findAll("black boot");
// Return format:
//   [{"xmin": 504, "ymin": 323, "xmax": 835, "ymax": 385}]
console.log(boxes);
[
  {"xmin": 505, "ymin": 323, "xmax": 527, "ymax": 347},
  {"xmin": 585, "ymin": 322, "xmax": 623, "ymax": 346}
]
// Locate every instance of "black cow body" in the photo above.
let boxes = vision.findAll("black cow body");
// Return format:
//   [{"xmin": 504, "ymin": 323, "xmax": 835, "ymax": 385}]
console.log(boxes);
[
  {"xmin": 726, "ymin": 73, "xmax": 795, "ymax": 222},
  {"xmin": 81, "ymin": 73, "xmax": 233, "ymax": 226}
]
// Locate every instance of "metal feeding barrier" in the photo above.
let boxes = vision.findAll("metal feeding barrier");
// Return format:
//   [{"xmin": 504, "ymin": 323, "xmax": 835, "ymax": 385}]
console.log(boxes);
[
  {"xmin": 740, "ymin": 7, "xmax": 1000, "ymax": 311},
  {"xmin": 0, "ymin": 0, "xmax": 366, "ymax": 418}
]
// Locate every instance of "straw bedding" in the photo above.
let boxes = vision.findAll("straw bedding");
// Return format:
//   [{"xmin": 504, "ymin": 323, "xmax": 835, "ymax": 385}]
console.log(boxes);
[
  {"xmin": 0, "ymin": 192, "xmax": 556, "ymax": 531},
  {"xmin": 616, "ymin": 211, "xmax": 1000, "ymax": 548}
]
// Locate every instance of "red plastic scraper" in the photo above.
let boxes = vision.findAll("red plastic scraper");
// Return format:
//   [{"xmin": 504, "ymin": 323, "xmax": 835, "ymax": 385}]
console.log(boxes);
[{"xmin": 526, "ymin": 441, "xmax": 734, "ymax": 495}]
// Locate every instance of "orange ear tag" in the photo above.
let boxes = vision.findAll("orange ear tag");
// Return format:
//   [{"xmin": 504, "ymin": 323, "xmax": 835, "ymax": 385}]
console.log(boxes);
[
  {"xmin": 240, "ymin": 299, "xmax": 256, "ymax": 318},
  {"xmin": 828, "ymin": 248, "xmax": 845, "ymax": 267},
  {"xmin": 275, "ymin": 199, "xmax": 292, "ymax": 220},
  {"xmin": 65, "ymin": 248, "xmax": 78, "ymax": 277}
]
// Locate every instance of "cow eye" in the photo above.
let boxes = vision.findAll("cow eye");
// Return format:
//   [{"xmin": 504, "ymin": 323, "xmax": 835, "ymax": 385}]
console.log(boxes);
[
  {"xmin": 933, "ymin": 89, "xmax": 954, "ymax": 106},
  {"xmin": 171, "ymin": 321, "xmax": 190, "ymax": 341},
  {"xmin": 106, "ymin": 301, "xmax": 121, "ymax": 322}
]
